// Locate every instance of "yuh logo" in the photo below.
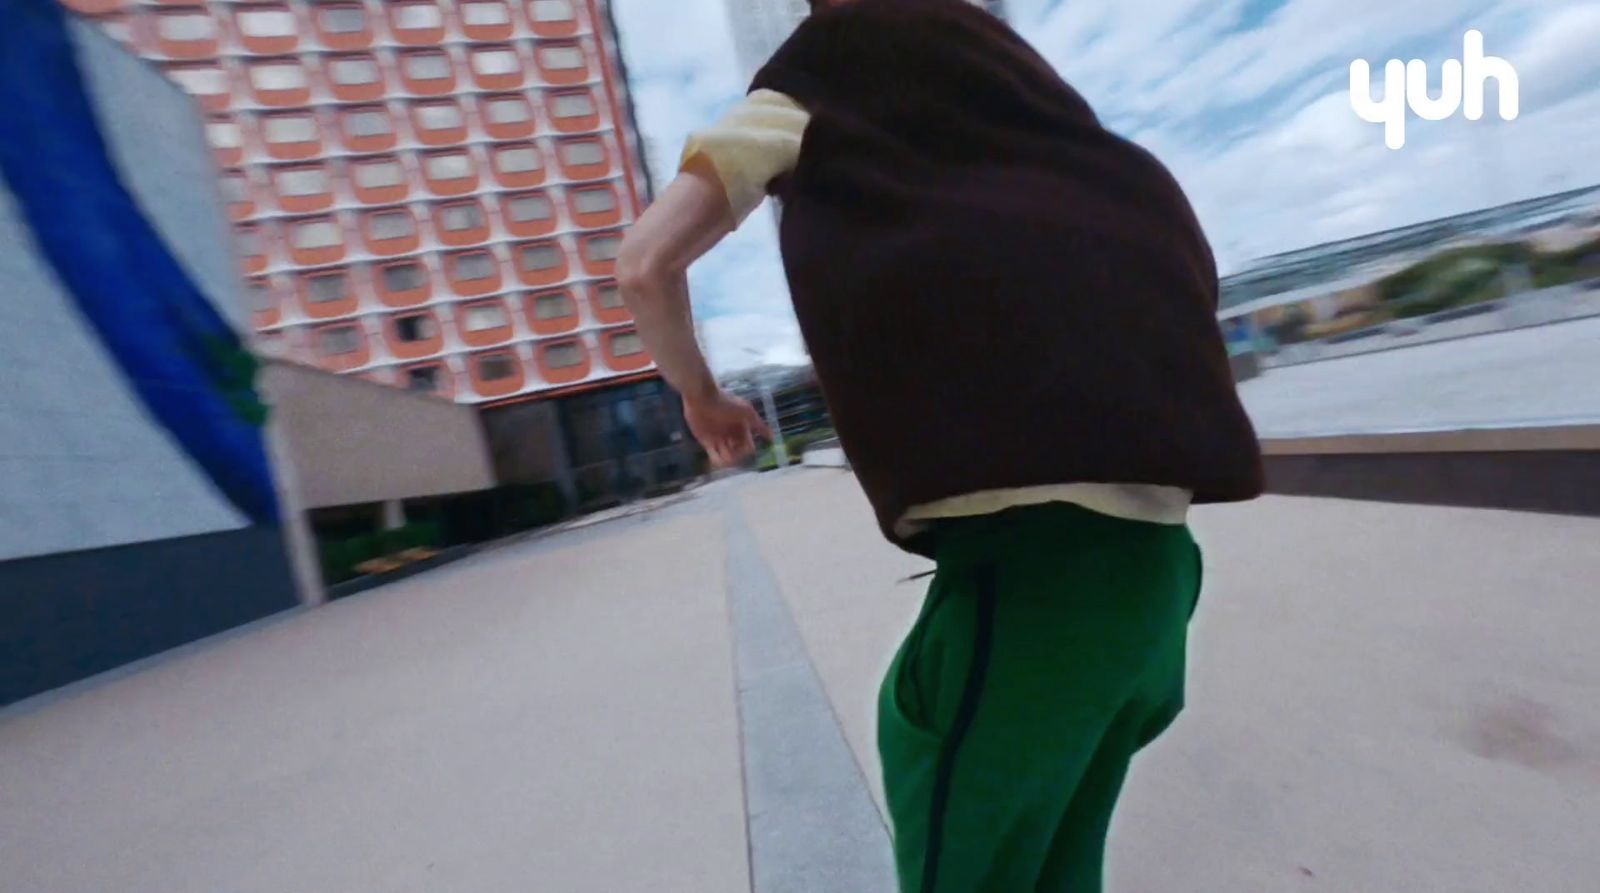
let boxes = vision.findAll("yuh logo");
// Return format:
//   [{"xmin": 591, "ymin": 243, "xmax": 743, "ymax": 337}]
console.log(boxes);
[{"xmin": 1349, "ymin": 30, "xmax": 1519, "ymax": 150}]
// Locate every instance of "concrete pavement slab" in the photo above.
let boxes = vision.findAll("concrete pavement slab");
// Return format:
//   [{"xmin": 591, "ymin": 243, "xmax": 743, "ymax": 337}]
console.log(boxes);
[
  {"xmin": 739, "ymin": 469, "xmax": 1600, "ymax": 892},
  {"xmin": 0, "ymin": 514, "xmax": 748, "ymax": 893}
]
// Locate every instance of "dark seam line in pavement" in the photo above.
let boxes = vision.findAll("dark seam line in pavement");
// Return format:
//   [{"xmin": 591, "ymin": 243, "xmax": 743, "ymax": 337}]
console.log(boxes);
[
  {"xmin": 719, "ymin": 497, "xmax": 761, "ymax": 893},
  {"xmin": 721, "ymin": 489, "xmax": 897, "ymax": 891},
  {"xmin": 921, "ymin": 561, "xmax": 998, "ymax": 893}
]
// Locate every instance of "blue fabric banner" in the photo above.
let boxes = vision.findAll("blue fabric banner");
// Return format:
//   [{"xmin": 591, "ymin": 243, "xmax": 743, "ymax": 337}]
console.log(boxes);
[{"xmin": 0, "ymin": 0, "xmax": 278, "ymax": 524}]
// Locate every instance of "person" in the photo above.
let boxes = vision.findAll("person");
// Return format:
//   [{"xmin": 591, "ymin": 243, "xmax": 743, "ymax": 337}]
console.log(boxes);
[{"xmin": 615, "ymin": 0, "xmax": 1263, "ymax": 889}]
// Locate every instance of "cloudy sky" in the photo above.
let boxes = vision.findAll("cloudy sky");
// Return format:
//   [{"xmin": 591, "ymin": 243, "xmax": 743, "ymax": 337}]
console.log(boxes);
[{"xmin": 609, "ymin": 0, "xmax": 1600, "ymax": 371}]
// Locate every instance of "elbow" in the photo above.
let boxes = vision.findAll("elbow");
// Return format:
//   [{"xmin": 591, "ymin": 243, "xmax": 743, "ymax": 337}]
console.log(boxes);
[{"xmin": 615, "ymin": 237, "xmax": 670, "ymax": 299}]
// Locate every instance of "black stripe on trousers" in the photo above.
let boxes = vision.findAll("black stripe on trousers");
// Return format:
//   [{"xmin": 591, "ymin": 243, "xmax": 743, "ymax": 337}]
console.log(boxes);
[{"xmin": 920, "ymin": 561, "xmax": 999, "ymax": 893}]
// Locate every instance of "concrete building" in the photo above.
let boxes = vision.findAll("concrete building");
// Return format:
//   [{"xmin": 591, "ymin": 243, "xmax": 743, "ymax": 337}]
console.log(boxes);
[
  {"xmin": 65, "ymin": 0, "xmax": 659, "ymax": 407},
  {"xmin": 64, "ymin": 0, "xmax": 697, "ymax": 507}
]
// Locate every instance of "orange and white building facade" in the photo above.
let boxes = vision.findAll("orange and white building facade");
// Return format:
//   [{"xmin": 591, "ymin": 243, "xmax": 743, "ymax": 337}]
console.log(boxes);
[{"xmin": 67, "ymin": 0, "xmax": 657, "ymax": 405}]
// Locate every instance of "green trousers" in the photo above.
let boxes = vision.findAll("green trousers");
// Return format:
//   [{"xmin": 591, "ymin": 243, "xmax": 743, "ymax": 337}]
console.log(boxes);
[{"xmin": 879, "ymin": 503, "xmax": 1202, "ymax": 893}]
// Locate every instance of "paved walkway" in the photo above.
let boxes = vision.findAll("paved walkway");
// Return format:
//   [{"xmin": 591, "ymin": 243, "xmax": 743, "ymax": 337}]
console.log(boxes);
[
  {"xmin": 3, "ymin": 470, "xmax": 1599, "ymax": 891},
  {"xmin": 1240, "ymin": 315, "xmax": 1600, "ymax": 436}
]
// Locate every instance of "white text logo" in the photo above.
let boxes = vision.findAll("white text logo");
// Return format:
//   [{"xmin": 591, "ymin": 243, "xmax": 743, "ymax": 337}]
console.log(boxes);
[{"xmin": 1349, "ymin": 30, "xmax": 1519, "ymax": 150}]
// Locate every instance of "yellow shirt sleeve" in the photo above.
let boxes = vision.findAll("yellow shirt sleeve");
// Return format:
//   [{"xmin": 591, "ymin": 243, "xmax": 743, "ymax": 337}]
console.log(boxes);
[{"xmin": 680, "ymin": 89, "xmax": 810, "ymax": 225}]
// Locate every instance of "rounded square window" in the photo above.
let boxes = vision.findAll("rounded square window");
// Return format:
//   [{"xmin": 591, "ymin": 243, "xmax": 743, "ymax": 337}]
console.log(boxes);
[
  {"xmin": 394, "ymin": 313, "xmax": 438, "ymax": 342},
  {"xmin": 320, "ymin": 5, "xmax": 367, "ymax": 34},
  {"xmin": 550, "ymin": 92, "xmax": 596, "ymax": 120},
  {"xmin": 276, "ymin": 165, "xmax": 328, "ymax": 197},
  {"xmin": 538, "ymin": 45, "xmax": 585, "ymax": 70},
  {"xmin": 158, "ymin": 12, "xmax": 217, "ymax": 41},
  {"xmin": 352, "ymin": 157, "xmax": 405, "ymax": 189},
  {"xmin": 496, "ymin": 146, "xmax": 543, "ymax": 174},
  {"xmin": 545, "ymin": 342, "xmax": 583, "ymax": 368},
  {"xmin": 461, "ymin": 1, "xmax": 511, "ymax": 25},
  {"xmin": 477, "ymin": 352, "xmax": 518, "ymax": 380},
  {"xmin": 506, "ymin": 192, "xmax": 553, "ymax": 223},
  {"xmin": 595, "ymin": 281, "xmax": 623, "ymax": 309},
  {"xmin": 439, "ymin": 202, "xmax": 486, "ymax": 232},
  {"xmin": 383, "ymin": 262, "xmax": 428, "ymax": 292},
  {"xmin": 531, "ymin": 0, "xmax": 576, "ymax": 22},
  {"xmin": 585, "ymin": 233, "xmax": 622, "ymax": 263},
  {"xmin": 462, "ymin": 303, "xmax": 509, "ymax": 332},
  {"xmin": 292, "ymin": 219, "xmax": 342, "ymax": 250},
  {"xmin": 208, "ymin": 120, "xmax": 243, "ymax": 149},
  {"xmin": 250, "ymin": 61, "xmax": 307, "ymax": 90},
  {"xmin": 561, "ymin": 140, "xmax": 605, "ymax": 167},
  {"xmin": 472, "ymin": 47, "xmax": 521, "ymax": 76},
  {"xmin": 394, "ymin": 2, "xmax": 444, "ymax": 28},
  {"xmin": 369, "ymin": 210, "xmax": 416, "ymax": 240},
  {"xmin": 319, "ymin": 325, "xmax": 363, "ymax": 356},
  {"xmin": 328, "ymin": 55, "xmax": 380, "ymax": 86},
  {"xmin": 238, "ymin": 8, "xmax": 297, "ymax": 38},
  {"xmin": 414, "ymin": 101, "xmax": 464, "ymax": 131},
  {"xmin": 533, "ymin": 291, "xmax": 575, "ymax": 319},
  {"xmin": 425, "ymin": 152, "xmax": 475, "ymax": 181},
  {"xmin": 611, "ymin": 332, "xmax": 644, "ymax": 356},
  {"xmin": 305, "ymin": 270, "xmax": 350, "ymax": 303},
  {"xmin": 452, "ymin": 251, "xmax": 499, "ymax": 282},
  {"xmin": 403, "ymin": 52, "xmax": 452, "ymax": 81},
  {"xmin": 406, "ymin": 365, "xmax": 443, "ymax": 392},
  {"xmin": 572, "ymin": 185, "xmax": 616, "ymax": 214},
  {"xmin": 519, "ymin": 243, "xmax": 563, "ymax": 273},
  {"xmin": 263, "ymin": 114, "xmax": 317, "ymax": 144},
  {"xmin": 167, "ymin": 64, "xmax": 229, "ymax": 99},
  {"xmin": 344, "ymin": 107, "xmax": 393, "ymax": 138},
  {"xmin": 484, "ymin": 95, "xmax": 533, "ymax": 125}
]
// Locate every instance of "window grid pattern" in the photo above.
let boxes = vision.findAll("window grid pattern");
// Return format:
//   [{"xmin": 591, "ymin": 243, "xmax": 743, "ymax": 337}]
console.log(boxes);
[{"xmin": 88, "ymin": 0, "xmax": 654, "ymax": 402}]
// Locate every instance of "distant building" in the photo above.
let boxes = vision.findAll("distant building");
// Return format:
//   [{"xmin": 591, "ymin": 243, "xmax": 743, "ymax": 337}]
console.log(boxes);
[
  {"xmin": 1220, "ymin": 184, "xmax": 1600, "ymax": 317},
  {"xmin": 1217, "ymin": 184, "xmax": 1600, "ymax": 355},
  {"xmin": 63, "ymin": 0, "xmax": 695, "ymax": 511}
]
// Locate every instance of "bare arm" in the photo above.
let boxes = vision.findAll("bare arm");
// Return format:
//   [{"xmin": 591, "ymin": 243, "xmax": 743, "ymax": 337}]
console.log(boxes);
[
  {"xmin": 615, "ymin": 167, "xmax": 732, "ymax": 404},
  {"xmin": 616, "ymin": 167, "xmax": 771, "ymax": 465}
]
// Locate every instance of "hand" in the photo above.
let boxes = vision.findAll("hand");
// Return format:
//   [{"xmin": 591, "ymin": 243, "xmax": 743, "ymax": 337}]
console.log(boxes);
[{"xmin": 683, "ymin": 389, "xmax": 773, "ymax": 467}]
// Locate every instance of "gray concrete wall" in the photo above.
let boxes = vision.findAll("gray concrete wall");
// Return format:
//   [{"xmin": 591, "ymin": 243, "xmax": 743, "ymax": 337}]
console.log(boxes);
[
  {"xmin": 263, "ymin": 361, "xmax": 495, "ymax": 510},
  {"xmin": 1, "ymin": 23, "xmax": 299, "ymax": 705},
  {"xmin": 480, "ymin": 401, "xmax": 576, "ymax": 500},
  {"xmin": 0, "ymin": 23, "xmax": 251, "ymax": 563}
]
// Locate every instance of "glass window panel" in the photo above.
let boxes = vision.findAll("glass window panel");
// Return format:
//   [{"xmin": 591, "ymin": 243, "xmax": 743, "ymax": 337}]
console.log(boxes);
[
  {"xmin": 534, "ymin": 292, "xmax": 574, "ymax": 319},
  {"xmin": 540, "ymin": 46, "xmax": 585, "ymax": 70},
  {"xmin": 425, "ymin": 153, "xmax": 474, "ymax": 180},
  {"xmin": 329, "ymin": 57, "xmax": 379, "ymax": 85},
  {"xmin": 462, "ymin": 1, "xmax": 511, "ymax": 25},
  {"xmin": 454, "ymin": 253, "xmax": 497, "ymax": 280},
  {"xmin": 497, "ymin": 146, "xmax": 542, "ymax": 173},
  {"xmin": 294, "ymin": 219, "xmax": 343, "ymax": 249},
  {"xmin": 307, "ymin": 272, "xmax": 348, "ymax": 302},
  {"xmin": 507, "ymin": 193, "xmax": 552, "ymax": 222},
  {"xmin": 369, "ymin": 211, "xmax": 415, "ymax": 240},
  {"xmin": 239, "ymin": 9, "xmax": 297, "ymax": 37},
  {"xmin": 353, "ymin": 159, "xmax": 404, "ymax": 188},
  {"xmin": 264, "ymin": 115, "xmax": 317, "ymax": 143},
  {"xmin": 519, "ymin": 243, "xmax": 562, "ymax": 271}
]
